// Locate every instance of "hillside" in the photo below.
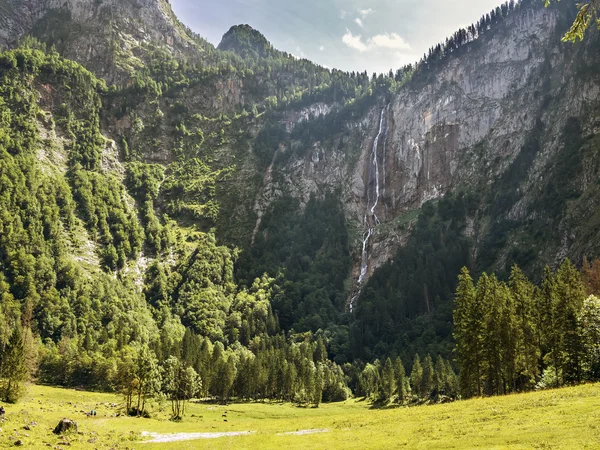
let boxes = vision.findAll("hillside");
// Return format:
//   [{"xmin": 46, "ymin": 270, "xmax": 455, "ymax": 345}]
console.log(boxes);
[{"xmin": 0, "ymin": 0, "xmax": 598, "ymax": 404}]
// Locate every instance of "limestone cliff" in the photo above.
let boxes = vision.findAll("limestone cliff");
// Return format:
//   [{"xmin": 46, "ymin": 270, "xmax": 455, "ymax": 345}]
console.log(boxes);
[{"xmin": 246, "ymin": 4, "xmax": 600, "ymax": 289}]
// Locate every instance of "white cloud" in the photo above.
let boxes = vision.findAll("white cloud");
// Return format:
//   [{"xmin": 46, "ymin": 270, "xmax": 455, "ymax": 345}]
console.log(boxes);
[
  {"xmin": 369, "ymin": 33, "xmax": 411, "ymax": 51},
  {"xmin": 342, "ymin": 30, "xmax": 368, "ymax": 52},
  {"xmin": 319, "ymin": 45, "xmax": 325, "ymax": 52},
  {"xmin": 355, "ymin": 18, "xmax": 363, "ymax": 28},
  {"xmin": 340, "ymin": 10, "xmax": 347, "ymax": 19},
  {"xmin": 342, "ymin": 31, "xmax": 411, "ymax": 53},
  {"xmin": 359, "ymin": 8, "xmax": 374, "ymax": 18}
]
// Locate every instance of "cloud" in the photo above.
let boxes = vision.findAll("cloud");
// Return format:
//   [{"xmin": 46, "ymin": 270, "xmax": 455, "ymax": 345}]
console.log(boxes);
[
  {"xmin": 342, "ymin": 31, "xmax": 411, "ymax": 53},
  {"xmin": 342, "ymin": 30, "xmax": 368, "ymax": 52},
  {"xmin": 359, "ymin": 8, "xmax": 374, "ymax": 18},
  {"xmin": 340, "ymin": 10, "xmax": 347, "ymax": 19},
  {"xmin": 355, "ymin": 18, "xmax": 363, "ymax": 28},
  {"xmin": 319, "ymin": 45, "xmax": 325, "ymax": 51},
  {"xmin": 369, "ymin": 33, "xmax": 411, "ymax": 51}
]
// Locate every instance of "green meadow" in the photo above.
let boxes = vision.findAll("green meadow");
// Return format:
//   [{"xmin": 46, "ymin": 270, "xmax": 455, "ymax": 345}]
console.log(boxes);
[{"xmin": 0, "ymin": 383, "xmax": 598, "ymax": 449}]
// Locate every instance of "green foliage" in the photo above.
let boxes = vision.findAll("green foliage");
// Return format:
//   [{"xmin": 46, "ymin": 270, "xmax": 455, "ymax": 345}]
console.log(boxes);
[
  {"xmin": 237, "ymin": 193, "xmax": 351, "ymax": 334},
  {"xmin": 162, "ymin": 356, "xmax": 201, "ymax": 419},
  {"xmin": 454, "ymin": 260, "xmax": 598, "ymax": 399},
  {"xmin": 0, "ymin": 326, "xmax": 28, "ymax": 403},
  {"xmin": 351, "ymin": 192, "xmax": 475, "ymax": 363},
  {"xmin": 546, "ymin": 0, "xmax": 600, "ymax": 42}
]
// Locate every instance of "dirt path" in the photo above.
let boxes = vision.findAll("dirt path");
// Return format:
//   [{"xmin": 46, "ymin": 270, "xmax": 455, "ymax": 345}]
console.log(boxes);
[
  {"xmin": 140, "ymin": 431, "xmax": 254, "ymax": 443},
  {"xmin": 277, "ymin": 429, "xmax": 329, "ymax": 436}
]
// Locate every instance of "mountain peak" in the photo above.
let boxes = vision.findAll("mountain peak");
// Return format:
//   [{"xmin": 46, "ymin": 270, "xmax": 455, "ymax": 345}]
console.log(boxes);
[{"xmin": 217, "ymin": 24, "xmax": 274, "ymax": 59}]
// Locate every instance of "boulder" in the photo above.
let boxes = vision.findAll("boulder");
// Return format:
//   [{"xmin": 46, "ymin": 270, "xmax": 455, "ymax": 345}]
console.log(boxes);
[{"xmin": 53, "ymin": 419, "xmax": 78, "ymax": 435}]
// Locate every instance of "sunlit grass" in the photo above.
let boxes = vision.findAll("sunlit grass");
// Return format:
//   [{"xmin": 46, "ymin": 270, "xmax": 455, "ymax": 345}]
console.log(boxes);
[{"xmin": 0, "ymin": 383, "xmax": 598, "ymax": 448}]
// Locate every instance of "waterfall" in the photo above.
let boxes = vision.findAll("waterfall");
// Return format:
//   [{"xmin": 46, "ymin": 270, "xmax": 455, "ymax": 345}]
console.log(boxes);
[{"xmin": 350, "ymin": 104, "xmax": 389, "ymax": 312}]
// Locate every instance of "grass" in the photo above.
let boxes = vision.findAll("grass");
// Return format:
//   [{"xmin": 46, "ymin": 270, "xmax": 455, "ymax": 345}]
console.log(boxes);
[{"xmin": 0, "ymin": 383, "xmax": 599, "ymax": 449}]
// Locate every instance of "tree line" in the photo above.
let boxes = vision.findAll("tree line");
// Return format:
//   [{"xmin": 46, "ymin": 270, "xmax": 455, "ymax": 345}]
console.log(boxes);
[
  {"xmin": 454, "ymin": 259, "xmax": 600, "ymax": 398},
  {"xmin": 356, "ymin": 353, "xmax": 458, "ymax": 405}
]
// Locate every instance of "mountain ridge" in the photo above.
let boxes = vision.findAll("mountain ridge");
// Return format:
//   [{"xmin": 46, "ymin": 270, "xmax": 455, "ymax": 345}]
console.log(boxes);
[{"xmin": 0, "ymin": 0, "xmax": 598, "ymax": 378}]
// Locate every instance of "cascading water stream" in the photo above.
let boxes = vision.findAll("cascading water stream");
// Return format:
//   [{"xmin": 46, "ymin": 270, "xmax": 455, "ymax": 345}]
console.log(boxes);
[{"xmin": 351, "ymin": 104, "xmax": 389, "ymax": 312}]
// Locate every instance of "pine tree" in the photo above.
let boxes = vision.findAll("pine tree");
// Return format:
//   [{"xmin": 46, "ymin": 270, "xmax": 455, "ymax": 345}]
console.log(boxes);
[
  {"xmin": 313, "ymin": 362, "xmax": 324, "ymax": 407},
  {"xmin": 444, "ymin": 359, "xmax": 459, "ymax": 399},
  {"xmin": 0, "ymin": 326, "xmax": 27, "ymax": 403},
  {"xmin": 498, "ymin": 279, "xmax": 517, "ymax": 394},
  {"xmin": 453, "ymin": 267, "xmax": 483, "ymax": 398},
  {"xmin": 380, "ymin": 357, "xmax": 396, "ymax": 402},
  {"xmin": 556, "ymin": 259, "xmax": 585, "ymax": 383},
  {"xmin": 434, "ymin": 355, "xmax": 446, "ymax": 400},
  {"xmin": 538, "ymin": 266, "xmax": 560, "ymax": 383},
  {"xmin": 420, "ymin": 354, "xmax": 435, "ymax": 400},
  {"xmin": 481, "ymin": 273, "xmax": 503, "ymax": 395},
  {"xmin": 410, "ymin": 354, "xmax": 423, "ymax": 399},
  {"xmin": 509, "ymin": 265, "xmax": 539, "ymax": 390},
  {"xmin": 394, "ymin": 357, "xmax": 407, "ymax": 403}
]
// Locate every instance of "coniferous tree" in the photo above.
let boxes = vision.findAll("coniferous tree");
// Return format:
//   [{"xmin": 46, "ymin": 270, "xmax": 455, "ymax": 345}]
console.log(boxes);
[
  {"xmin": 380, "ymin": 357, "xmax": 396, "ymax": 402},
  {"xmin": 453, "ymin": 267, "xmax": 483, "ymax": 398},
  {"xmin": 0, "ymin": 326, "xmax": 27, "ymax": 403},
  {"xmin": 410, "ymin": 354, "xmax": 423, "ymax": 399},
  {"xmin": 498, "ymin": 279, "xmax": 518, "ymax": 394},
  {"xmin": 538, "ymin": 266, "xmax": 560, "ymax": 384},
  {"xmin": 394, "ymin": 357, "xmax": 408, "ymax": 403},
  {"xmin": 555, "ymin": 260, "xmax": 585, "ymax": 384},
  {"xmin": 509, "ymin": 265, "xmax": 539, "ymax": 390},
  {"xmin": 420, "ymin": 354, "xmax": 435, "ymax": 400},
  {"xmin": 434, "ymin": 355, "xmax": 446, "ymax": 400},
  {"xmin": 481, "ymin": 274, "xmax": 503, "ymax": 395}
]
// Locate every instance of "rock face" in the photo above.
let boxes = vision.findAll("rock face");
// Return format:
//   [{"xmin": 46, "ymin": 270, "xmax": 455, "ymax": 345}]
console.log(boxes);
[
  {"xmin": 249, "ymin": 5, "xmax": 600, "ymax": 283},
  {"xmin": 2, "ymin": 0, "xmax": 599, "ymax": 287},
  {"xmin": 0, "ymin": 0, "xmax": 195, "ymax": 82}
]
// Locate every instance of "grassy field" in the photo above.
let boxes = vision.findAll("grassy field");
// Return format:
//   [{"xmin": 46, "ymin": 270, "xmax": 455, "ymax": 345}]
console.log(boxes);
[{"xmin": 0, "ymin": 383, "xmax": 598, "ymax": 449}]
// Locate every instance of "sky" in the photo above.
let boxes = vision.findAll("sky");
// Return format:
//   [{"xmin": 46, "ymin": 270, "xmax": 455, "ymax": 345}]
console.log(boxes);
[{"xmin": 170, "ymin": 0, "xmax": 504, "ymax": 74}]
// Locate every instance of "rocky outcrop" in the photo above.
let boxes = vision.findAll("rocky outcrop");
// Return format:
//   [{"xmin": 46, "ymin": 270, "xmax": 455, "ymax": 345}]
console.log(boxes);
[
  {"xmin": 250, "ymin": 5, "xmax": 600, "ymax": 283},
  {"xmin": 0, "ymin": 0, "xmax": 198, "ymax": 83}
]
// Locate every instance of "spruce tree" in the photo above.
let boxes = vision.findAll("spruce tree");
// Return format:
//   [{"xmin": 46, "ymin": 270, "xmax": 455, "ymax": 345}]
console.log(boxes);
[
  {"xmin": 509, "ymin": 265, "xmax": 539, "ymax": 390},
  {"xmin": 380, "ymin": 357, "xmax": 396, "ymax": 402},
  {"xmin": 555, "ymin": 259, "xmax": 585, "ymax": 384},
  {"xmin": 0, "ymin": 326, "xmax": 27, "ymax": 403},
  {"xmin": 394, "ymin": 357, "xmax": 407, "ymax": 403},
  {"xmin": 421, "ymin": 354, "xmax": 435, "ymax": 400},
  {"xmin": 434, "ymin": 355, "xmax": 446, "ymax": 399},
  {"xmin": 498, "ymin": 279, "xmax": 517, "ymax": 394},
  {"xmin": 481, "ymin": 274, "xmax": 502, "ymax": 395},
  {"xmin": 410, "ymin": 354, "xmax": 423, "ymax": 399},
  {"xmin": 453, "ymin": 267, "xmax": 483, "ymax": 398},
  {"xmin": 538, "ymin": 266, "xmax": 560, "ymax": 382}
]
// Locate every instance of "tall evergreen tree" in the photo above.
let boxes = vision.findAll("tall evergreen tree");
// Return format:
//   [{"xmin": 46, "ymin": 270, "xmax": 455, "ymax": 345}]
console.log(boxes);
[
  {"xmin": 481, "ymin": 274, "xmax": 502, "ymax": 395},
  {"xmin": 410, "ymin": 354, "xmax": 423, "ymax": 399},
  {"xmin": 380, "ymin": 357, "xmax": 396, "ymax": 402},
  {"xmin": 421, "ymin": 354, "xmax": 435, "ymax": 400},
  {"xmin": 434, "ymin": 355, "xmax": 446, "ymax": 399},
  {"xmin": 453, "ymin": 267, "xmax": 483, "ymax": 398},
  {"xmin": 509, "ymin": 265, "xmax": 539, "ymax": 390},
  {"xmin": 394, "ymin": 357, "xmax": 408, "ymax": 403},
  {"xmin": 555, "ymin": 260, "xmax": 585, "ymax": 384},
  {"xmin": 0, "ymin": 326, "xmax": 27, "ymax": 403},
  {"xmin": 538, "ymin": 266, "xmax": 560, "ymax": 384}
]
